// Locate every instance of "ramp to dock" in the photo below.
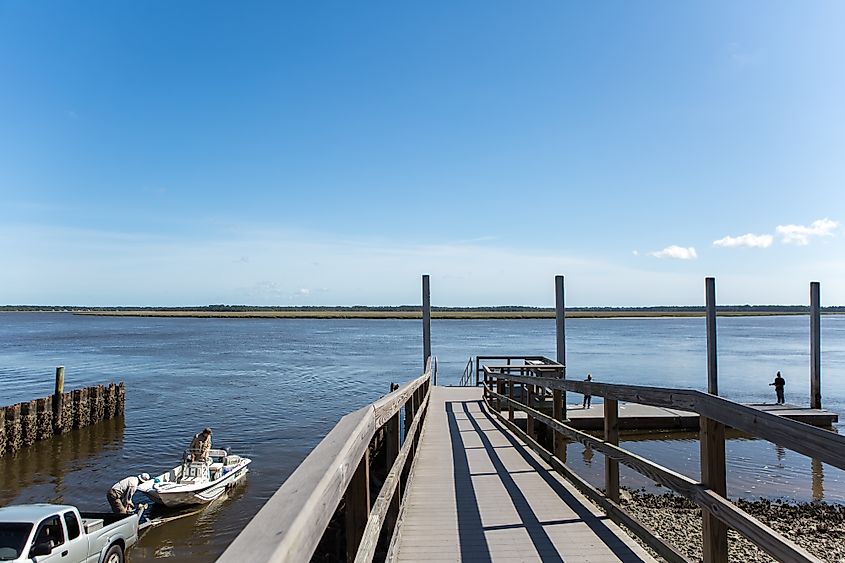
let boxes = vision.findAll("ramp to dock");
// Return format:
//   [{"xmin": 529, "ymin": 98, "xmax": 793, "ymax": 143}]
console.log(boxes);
[{"xmin": 391, "ymin": 387, "xmax": 655, "ymax": 562}]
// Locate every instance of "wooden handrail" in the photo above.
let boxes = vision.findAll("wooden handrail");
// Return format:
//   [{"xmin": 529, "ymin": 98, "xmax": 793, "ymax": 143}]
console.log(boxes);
[
  {"xmin": 354, "ymin": 387, "xmax": 431, "ymax": 562},
  {"xmin": 483, "ymin": 368, "xmax": 845, "ymax": 471},
  {"xmin": 488, "ymin": 389, "xmax": 821, "ymax": 563},
  {"xmin": 217, "ymin": 360, "xmax": 433, "ymax": 563}
]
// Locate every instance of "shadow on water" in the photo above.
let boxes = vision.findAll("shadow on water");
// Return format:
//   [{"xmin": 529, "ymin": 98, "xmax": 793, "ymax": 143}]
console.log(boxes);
[{"xmin": 0, "ymin": 417, "xmax": 125, "ymax": 505}]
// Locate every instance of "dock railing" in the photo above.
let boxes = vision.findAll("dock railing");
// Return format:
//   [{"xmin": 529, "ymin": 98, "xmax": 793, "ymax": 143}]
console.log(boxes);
[
  {"xmin": 482, "ymin": 356, "xmax": 845, "ymax": 563},
  {"xmin": 217, "ymin": 358, "xmax": 434, "ymax": 563}
]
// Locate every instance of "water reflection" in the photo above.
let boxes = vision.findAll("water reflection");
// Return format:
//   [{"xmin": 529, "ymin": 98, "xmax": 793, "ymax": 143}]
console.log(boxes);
[
  {"xmin": 563, "ymin": 428, "xmax": 843, "ymax": 502},
  {"xmin": 0, "ymin": 416, "xmax": 124, "ymax": 505}
]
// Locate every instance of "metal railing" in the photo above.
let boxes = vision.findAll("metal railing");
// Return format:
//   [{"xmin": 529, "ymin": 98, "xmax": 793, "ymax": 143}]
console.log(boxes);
[{"xmin": 457, "ymin": 357, "xmax": 474, "ymax": 386}]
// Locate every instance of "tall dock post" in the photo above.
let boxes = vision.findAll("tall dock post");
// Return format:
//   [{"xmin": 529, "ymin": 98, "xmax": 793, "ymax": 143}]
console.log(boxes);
[
  {"xmin": 422, "ymin": 274, "xmax": 432, "ymax": 382},
  {"xmin": 810, "ymin": 281, "xmax": 821, "ymax": 409},
  {"xmin": 701, "ymin": 277, "xmax": 727, "ymax": 563},
  {"xmin": 705, "ymin": 277, "xmax": 718, "ymax": 396},
  {"xmin": 555, "ymin": 275, "xmax": 566, "ymax": 420}
]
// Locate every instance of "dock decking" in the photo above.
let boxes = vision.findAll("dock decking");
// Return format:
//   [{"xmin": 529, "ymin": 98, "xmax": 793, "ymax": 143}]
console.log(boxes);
[
  {"xmin": 549, "ymin": 401, "xmax": 838, "ymax": 431},
  {"xmin": 391, "ymin": 387, "xmax": 655, "ymax": 562}
]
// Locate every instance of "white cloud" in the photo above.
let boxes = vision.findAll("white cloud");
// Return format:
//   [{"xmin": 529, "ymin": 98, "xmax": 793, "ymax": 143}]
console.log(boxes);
[
  {"xmin": 296, "ymin": 288, "xmax": 311, "ymax": 296},
  {"xmin": 776, "ymin": 218, "xmax": 838, "ymax": 245},
  {"xmin": 649, "ymin": 246, "xmax": 697, "ymax": 260},
  {"xmin": 713, "ymin": 233, "xmax": 773, "ymax": 248}
]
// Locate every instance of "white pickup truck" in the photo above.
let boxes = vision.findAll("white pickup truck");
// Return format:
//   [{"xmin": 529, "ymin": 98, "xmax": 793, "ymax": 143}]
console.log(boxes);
[{"xmin": 0, "ymin": 504, "xmax": 141, "ymax": 563}]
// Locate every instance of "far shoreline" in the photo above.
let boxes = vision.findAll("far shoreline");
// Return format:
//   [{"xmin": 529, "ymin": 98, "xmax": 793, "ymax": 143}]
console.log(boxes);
[{"xmin": 23, "ymin": 310, "xmax": 845, "ymax": 319}]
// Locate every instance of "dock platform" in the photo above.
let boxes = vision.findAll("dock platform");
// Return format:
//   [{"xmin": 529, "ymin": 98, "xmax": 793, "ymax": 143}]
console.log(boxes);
[
  {"xmin": 560, "ymin": 401, "xmax": 839, "ymax": 431},
  {"xmin": 391, "ymin": 387, "xmax": 655, "ymax": 562}
]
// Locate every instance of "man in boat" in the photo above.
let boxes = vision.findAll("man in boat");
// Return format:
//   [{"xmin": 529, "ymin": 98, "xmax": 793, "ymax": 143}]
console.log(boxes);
[
  {"xmin": 107, "ymin": 473, "xmax": 150, "ymax": 513},
  {"xmin": 189, "ymin": 427, "xmax": 213, "ymax": 461}
]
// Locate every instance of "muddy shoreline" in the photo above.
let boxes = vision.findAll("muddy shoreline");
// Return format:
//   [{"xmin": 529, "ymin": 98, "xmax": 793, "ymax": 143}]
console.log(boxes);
[{"xmin": 621, "ymin": 489, "xmax": 845, "ymax": 562}]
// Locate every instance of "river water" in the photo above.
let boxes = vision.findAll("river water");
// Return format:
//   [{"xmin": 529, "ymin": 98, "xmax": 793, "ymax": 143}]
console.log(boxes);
[{"xmin": 0, "ymin": 313, "xmax": 843, "ymax": 561}]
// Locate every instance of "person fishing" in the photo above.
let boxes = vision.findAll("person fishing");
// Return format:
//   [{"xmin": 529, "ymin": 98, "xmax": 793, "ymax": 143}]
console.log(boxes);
[
  {"xmin": 189, "ymin": 427, "xmax": 213, "ymax": 461},
  {"xmin": 583, "ymin": 373, "xmax": 593, "ymax": 408},
  {"xmin": 769, "ymin": 371, "xmax": 786, "ymax": 404},
  {"xmin": 107, "ymin": 473, "xmax": 150, "ymax": 513}
]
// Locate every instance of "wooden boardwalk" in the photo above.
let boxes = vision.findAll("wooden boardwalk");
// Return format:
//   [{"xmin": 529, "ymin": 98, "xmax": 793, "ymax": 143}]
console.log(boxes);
[{"xmin": 391, "ymin": 387, "xmax": 656, "ymax": 562}]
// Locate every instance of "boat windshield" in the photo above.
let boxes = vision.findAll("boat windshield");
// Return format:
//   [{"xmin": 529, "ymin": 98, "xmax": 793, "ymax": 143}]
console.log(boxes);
[{"xmin": 0, "ymin": 523, "xmax": 33, "ymax": 560}]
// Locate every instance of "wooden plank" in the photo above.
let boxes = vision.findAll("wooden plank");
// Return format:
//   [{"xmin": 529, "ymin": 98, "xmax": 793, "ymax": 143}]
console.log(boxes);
[
  {"xmin": 394, "ymin": 387, "xmax": 657, "ymax": 563},
  {"xmin": 346, "ymin": 450, "xmax": 371, "ymax": 560},
  {"xmin": 553, "ymin": 389, "xmax": 564, "ymax": 460},
  {"xmin": 700, "ymin": 416, "xmax": 727, "ymax": 563},
  {"xmin": 485, "ymin": 398, "xmax": 690, "ymax": 563},
  {"xmin": 604, "ymin": 398, "xmax": 619, "ymax": 502},
  {"xmin": 487, "ymin": 390, "xmax": 822, "ymax": 563}
]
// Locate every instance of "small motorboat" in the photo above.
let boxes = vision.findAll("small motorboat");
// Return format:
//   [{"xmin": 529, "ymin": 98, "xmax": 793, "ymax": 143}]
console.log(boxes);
[{"xmin": 138, "ymin": 448, "xmax": 251, "ymax": 508}]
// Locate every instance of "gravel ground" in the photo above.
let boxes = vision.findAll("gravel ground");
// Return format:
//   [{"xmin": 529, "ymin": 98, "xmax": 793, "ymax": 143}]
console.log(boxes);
[{"xmin": 619, "ymin": 489, "xmax": 845, "ymax": 562}]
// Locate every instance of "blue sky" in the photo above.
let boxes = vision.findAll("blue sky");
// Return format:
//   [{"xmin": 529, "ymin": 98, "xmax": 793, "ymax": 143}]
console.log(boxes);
[{"xmin": 2, "ymin": 1, "xmax": 844, "ymax": 306}]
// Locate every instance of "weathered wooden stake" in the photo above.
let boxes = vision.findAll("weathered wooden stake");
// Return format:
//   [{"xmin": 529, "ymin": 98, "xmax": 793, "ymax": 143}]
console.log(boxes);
[
  {"xmin": 700, "ymin": 416, "xmax": 728, "ymax": 563},
  {"xmin": 810, "ymin": 281, "xmax": 821, "ymax": 409},
  {"xmin": 345, "ymin": 450, "xmax": 371, "ymax": 560},
  {"xmin": 54, "ymin": 366, "xmax": 65, "ymax": 395},
  {"xmin": 422, "ymin": 274, "xmax": 431, "ymax": 377},
  {"xmin": 705, "ymin": 277, "xmax": 718, "ymax": 395},
  {"xmin": 604, "ymin": 398, "xmax": 620, "ymax": 502},
  {"xmin": 555, "ymin": 275, "xmax": 567, "ymax": 419}
]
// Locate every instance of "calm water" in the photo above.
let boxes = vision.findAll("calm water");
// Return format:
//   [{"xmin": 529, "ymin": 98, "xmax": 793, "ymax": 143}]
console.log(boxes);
[{"xmin": 1, "ymin": 313, "xmax": 843, "ymax": 561}]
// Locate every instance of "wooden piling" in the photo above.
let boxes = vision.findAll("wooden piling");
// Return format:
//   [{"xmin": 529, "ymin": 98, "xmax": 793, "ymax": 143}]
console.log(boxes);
[
  {"xmin": 705, "ymin": 277, "xmax": 718, "ymax": 396},
  {"xmin": 810, "ymin": 281, "xmax": 821, "ymax": 409},
  {"xmin": 422, "ymin": 274, "xmax": 431, "ymax": 377},
  {"xmin": 55, "ymin": 366, "xmax": 65, "ymax": 395},
  {"xmin": 555, "ymin": 275, "xmax": 567, "ymax": 419}
]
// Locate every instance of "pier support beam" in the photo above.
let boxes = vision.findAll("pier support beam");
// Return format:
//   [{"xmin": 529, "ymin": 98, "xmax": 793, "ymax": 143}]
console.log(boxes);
[
  {"xmin": 604, "ymin": 399, "xmax": 620, "ymax": 502},
  {"xmin": 810, "ymin": 281, "xmax": 821, "ymax": 409},
  {"xmin": 345, "ymin": 450, "xmax": 370, "ymax": 560},
  {"xmin": 555, "ymin": 275, "xmax": 566, "ymax": 419},
  {"xmin": 705, "ymin": 277, "xmax": 718, "ymax": 396},
  {"xmin": 422, "ymin": 275, "xmax": 432, "ymax": 380},
  {"xmin": 700, "ymin": 416, "xmax": 727, "ymax": 563}
]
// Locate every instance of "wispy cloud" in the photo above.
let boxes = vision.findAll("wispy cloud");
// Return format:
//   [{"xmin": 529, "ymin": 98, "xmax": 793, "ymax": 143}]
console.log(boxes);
[
  {"xmin": 649, "ymin": 246, "xmax": 697, "ymax": 260},
  {"xmin": 713, "ymin": 233, "xmax": 773, "ymax": 248},
  {"xmin": 776, "ymin": 218, "xmax": 838, "ymax": 245}
]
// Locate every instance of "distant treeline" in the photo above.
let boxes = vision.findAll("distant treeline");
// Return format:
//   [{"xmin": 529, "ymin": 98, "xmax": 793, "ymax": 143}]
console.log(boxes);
[{"xmin": 2, "ymin": 304, "xmax": 844, "ymax": 313}]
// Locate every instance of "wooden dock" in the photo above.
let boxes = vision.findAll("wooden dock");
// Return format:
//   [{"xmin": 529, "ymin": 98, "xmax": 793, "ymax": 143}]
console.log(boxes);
[
  {"xmin": 219, "ymin": 355, "xmax": 844, "ymax": 563},
  {"xmin": 390, "ymin": 386, "xmax": 655, "ymax": 562},
  {"xmin": 550, "ymin": 401, "xmax": 838, "ymax": 431}
]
